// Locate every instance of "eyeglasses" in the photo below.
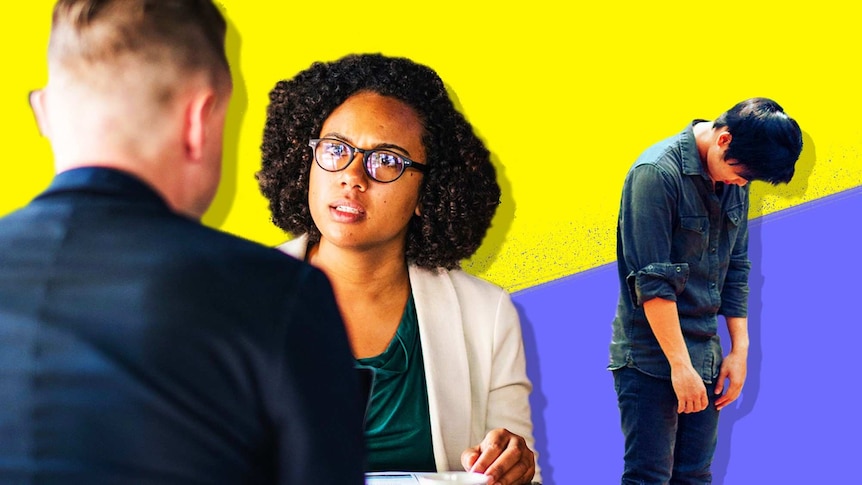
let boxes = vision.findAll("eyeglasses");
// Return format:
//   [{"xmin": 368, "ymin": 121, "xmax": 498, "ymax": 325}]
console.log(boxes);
[{"xmin": 308, "ymin": 138, "xmax": 427, "ymax": 183}]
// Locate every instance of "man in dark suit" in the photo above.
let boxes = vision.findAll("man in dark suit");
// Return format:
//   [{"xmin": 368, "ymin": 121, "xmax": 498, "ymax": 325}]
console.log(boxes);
[{"xmin": 0, "ymin": 1, "xmax": 365, "ymax": 483}]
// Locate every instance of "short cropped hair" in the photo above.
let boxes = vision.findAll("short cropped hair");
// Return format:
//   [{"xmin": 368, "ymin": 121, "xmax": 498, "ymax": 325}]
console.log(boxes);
[
  {"xmin": 714, "ymin": 97, "xmax": 803, "ymax": 185},
  {"xmin": 49, "ymin": 0, "xmax": 230, "ymax": 96},
  {"xmin": 258, "ymin": 53, "xmax": 501, "ymax": 270}
]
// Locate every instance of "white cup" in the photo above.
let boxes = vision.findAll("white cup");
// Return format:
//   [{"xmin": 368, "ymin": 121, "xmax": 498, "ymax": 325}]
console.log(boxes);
[{"xmin": 416, "ymin": 472, "xmax": 489, "ymax": 484}]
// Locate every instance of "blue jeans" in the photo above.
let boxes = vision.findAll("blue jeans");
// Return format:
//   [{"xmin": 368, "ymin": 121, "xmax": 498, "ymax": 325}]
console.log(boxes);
[{"xmin": 613, "ymin": 366, "xmax": 719, "ymax": 485}]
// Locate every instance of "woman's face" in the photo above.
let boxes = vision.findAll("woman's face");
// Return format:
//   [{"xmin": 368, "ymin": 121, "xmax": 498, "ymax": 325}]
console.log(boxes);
[{"xmin": 308, "ymin": 91, "xmax": 426, "ymax": 255}]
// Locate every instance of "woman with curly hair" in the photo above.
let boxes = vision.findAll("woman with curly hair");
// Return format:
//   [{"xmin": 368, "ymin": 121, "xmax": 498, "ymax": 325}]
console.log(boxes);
[{"xmin": 258, "ymin": 53, "xmax": 540, "ymax": 485}]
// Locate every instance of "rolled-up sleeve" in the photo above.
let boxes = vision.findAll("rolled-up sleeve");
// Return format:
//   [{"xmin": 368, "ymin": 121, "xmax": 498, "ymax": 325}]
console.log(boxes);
[
  {"xmin": 626, "ymin": 262, "xmax": 690, "ymax": 307},
  {"xmin": 619, "ymin": 163, "xmax": 686, "ymax": 307}
]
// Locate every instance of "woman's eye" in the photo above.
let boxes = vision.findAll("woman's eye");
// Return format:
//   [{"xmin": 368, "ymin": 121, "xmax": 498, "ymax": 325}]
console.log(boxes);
[
  {"xmin": 376, "ymin": 153, "xmax": 400, "ymax": 167},
  {"xmin": 323, "ymin": 143, "xmax": 347, "ymax": 157}
]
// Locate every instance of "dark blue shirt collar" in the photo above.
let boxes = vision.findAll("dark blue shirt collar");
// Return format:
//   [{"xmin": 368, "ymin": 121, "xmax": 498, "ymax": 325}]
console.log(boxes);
[
  {"xmin": 680, "ymin": 119, "xmax": 711, "ymax": 179},
  {"xmin": 37, "ymin": 167, "xmax": 169, "ymax": 210}
]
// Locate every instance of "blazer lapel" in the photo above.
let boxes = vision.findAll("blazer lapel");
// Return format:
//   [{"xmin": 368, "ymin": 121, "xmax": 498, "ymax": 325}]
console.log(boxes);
[
  {"xmin": 276, "ymin": 242, "xmax": 474, "ymax": 470},
  {"xmin": 409, "ymin": 265, "xmax": 472, "ymax": 470}
]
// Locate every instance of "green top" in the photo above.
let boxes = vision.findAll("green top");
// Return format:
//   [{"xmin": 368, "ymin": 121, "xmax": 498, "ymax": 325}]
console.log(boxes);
[{"xmin": 357, "ymin": 293, "xmax": 436, "ymax": 472}]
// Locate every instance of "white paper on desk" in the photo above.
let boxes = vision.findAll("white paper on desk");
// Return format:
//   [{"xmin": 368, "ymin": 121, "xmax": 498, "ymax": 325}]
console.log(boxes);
[{"xmin": 365, "ymin": 472, "xmax": 420, "ymax": 484}]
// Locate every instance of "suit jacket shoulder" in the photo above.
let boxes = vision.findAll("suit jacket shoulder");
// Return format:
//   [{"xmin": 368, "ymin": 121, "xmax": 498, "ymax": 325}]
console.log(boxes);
[{"xmin": 0, "ymin": 171, "xmax": 365, "ymax": 484}]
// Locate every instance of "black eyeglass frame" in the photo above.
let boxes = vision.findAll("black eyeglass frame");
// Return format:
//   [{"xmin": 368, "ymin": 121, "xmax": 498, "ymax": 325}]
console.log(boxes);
[{"xmin": 308, "ymin": 138, "xmax": 427, "ymax": 183}]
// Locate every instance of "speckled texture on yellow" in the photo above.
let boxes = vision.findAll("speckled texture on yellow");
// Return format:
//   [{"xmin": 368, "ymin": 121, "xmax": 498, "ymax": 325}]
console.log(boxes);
[{"xmin": 3, "ymin": 1, "xmax": 860, "ymax": 292}]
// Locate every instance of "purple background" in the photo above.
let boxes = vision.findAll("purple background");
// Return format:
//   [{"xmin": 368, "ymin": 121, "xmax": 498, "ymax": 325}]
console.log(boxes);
[{"xmin": 512, "ymin": 185, "xmax": 861, "ymax": 484}]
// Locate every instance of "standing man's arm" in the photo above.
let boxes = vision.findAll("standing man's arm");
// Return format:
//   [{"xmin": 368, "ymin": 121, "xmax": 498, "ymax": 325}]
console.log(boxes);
[
  {"xmin": 715, "ymin": 186, "xmax": 752, "ymax": 410},
  {"xmin": 714, "ymin": 316, "xmax": 748, "ymax": 410},
  {"xmin": 620, "ymin": 163, "xmax": 708, "ymax": 414},
  {"xmin": 642, "ymin": 297, "xmax": 708, "ymax": 414}
]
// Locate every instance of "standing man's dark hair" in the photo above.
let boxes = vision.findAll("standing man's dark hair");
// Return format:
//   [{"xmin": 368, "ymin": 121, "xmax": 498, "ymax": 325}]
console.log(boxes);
[
  {"xmin": 713, "ymin": 97, "xmax": 803, "ymax": 184},
  {"xmin": 608, "ymin": 98, "xmax": 802, "ymax": 484},
  {"xmin": 0, "ymin": 2, "xmax": 365, "ymax": 483}
]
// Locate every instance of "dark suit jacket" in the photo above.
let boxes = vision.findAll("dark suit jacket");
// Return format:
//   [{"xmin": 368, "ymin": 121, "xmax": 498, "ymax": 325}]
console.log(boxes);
[{"xmin": 0, "ymin": 167, "xmax": 365, "ymax": 484}]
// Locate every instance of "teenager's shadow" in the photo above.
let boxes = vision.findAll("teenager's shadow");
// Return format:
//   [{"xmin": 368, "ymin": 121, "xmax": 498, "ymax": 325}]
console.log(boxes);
[
  {"xmin": 202, "ymin": 15, "xmax": 247, "ymax": 229},
  {"xmin": 712, "ymin": 130, "xmax": 816, "ymax": 484}
]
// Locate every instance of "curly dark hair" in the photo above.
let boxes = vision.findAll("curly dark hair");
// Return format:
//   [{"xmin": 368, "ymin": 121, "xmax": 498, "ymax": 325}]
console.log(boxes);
[{"xmin": 258, "ymin": 53, "xmax": 501, "ymax": 270}]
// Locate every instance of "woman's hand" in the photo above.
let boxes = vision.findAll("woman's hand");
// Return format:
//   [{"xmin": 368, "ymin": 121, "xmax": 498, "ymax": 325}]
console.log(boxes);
[{"xmin": 460, "ymin": 428, "xmax": 535, "ymax": 485}]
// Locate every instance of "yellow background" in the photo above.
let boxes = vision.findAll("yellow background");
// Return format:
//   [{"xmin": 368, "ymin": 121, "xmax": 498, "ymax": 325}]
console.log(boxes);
[{"xmin": 2, "ymin": 1, "xmax": 859, "ymax": 291}]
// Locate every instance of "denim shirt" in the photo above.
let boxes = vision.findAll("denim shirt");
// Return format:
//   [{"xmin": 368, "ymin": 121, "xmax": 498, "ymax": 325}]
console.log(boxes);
[{"xmin": 608, "ymin": 121, "xmax": 751, "ymax": 381}]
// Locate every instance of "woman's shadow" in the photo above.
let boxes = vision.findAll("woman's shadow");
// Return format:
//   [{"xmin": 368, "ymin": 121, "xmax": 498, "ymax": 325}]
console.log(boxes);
[
  {"xmin": 443, "ymin": 83, "xmax": 515, "ymax": 278},
  {"xmin": 444, "ymin": 83, "xmax": 550, "ymax": 480}
]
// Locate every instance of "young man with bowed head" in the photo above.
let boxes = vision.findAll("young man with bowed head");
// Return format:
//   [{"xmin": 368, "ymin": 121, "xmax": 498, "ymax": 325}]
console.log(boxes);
[
  {"xmin": 0, "ymin": 1, "xmax": 364, "ymax": 483},
  {"xmin": 608, "ymin": 98, "xmax": 803, "ymax": 484}
]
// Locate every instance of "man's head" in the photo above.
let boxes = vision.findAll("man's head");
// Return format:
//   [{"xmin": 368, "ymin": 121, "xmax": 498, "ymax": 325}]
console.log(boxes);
[
  {"xmin": 712, "ymin": 97, "xmax": 803, "ymax": 185},
  {"xmin": 31, "ymin": 0, "xmax": 232, "ymax": 218},
  {"xmin": 47, "ymin": 0, "xmax": 230, "ymax": 96}
]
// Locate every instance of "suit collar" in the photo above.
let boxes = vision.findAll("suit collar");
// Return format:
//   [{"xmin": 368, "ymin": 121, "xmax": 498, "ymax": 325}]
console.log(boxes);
[{"xmin": 37, "ymin": 167, "xmax": 168, "ymax": 209}]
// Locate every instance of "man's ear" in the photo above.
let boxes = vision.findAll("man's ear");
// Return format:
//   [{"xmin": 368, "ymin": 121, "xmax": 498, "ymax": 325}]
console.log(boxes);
[
  {"xmin": 717, "ymin": 131, "xmax": 732, "ymax": 149},
  {"xmin": 184, "ymin": 90, "xmax": 217, "ymax": 162},
  {"xmin": 29, "ymin": 89, "xmax": 50, "ymax": 138}
]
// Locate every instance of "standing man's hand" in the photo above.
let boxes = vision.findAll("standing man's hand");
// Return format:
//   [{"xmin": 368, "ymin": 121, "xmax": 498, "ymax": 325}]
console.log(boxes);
[
  {"xmin": 715, "ymin": 316, "xmax": 750, "ymax": 411},
  {"xmin": 671, "ymin": 364, "xmax": 708, "ymax": 413},
  {"xmin": 714, "ymin": 350, "xmax": 747, "ymax": 410},
  {"xmin": 642, "ymin": 297, "xmax": 708, "ymax": 414}
]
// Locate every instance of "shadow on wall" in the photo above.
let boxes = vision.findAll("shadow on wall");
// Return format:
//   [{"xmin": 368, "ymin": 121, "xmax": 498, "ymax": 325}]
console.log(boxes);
[
  {"xmin": 203, "ymin": 15, "xmax": 248, "ymax": 229},
  {"xmin": 713, "ymin": 130, "xmax": 815, "ymax": 485},
  {"xmin": 444, "ymin": 82, "xmax": 515, "ymax": 277},
  {"xmin": 514, "ymin": 304, "xmax": 553, "ymax": 483},
  {"xmin": 512, "ymin": 264, "xmax": 624, "ymax": 485},
  {"xmin": 748, "ymin": 130, "xmax": 816, "ymax": 218},
  {"xmin": 712, "ymin": 227, "xmax": 762, "ymax": 485}
]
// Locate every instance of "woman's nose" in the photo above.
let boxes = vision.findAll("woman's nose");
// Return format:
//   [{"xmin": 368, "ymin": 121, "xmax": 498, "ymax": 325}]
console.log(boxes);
[{"xmin": 339, "ymin": 151, "xmax": 369, "ymax": 191}]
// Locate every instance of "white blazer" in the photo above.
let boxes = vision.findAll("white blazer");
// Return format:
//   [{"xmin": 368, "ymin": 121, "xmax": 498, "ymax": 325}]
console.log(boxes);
[{"xmin": 278, "ymin": 236, "xmax": 541, "ymax": 483}]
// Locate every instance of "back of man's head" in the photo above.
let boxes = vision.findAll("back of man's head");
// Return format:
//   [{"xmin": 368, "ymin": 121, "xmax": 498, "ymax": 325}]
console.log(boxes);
[
  {"xmin": 49, "ymin": 0, "xmax": 230, "ymax": 98},
  {"xmin": 34, "ymin": 0, "xmax": 233, "ymax": 218},
  {"xmin": 714, "ymin": 97, "xmax": 803, "ymax": 185},
  {"xmin": 38, "ymin": 0, "xmax": 231, "ymax": 164}
]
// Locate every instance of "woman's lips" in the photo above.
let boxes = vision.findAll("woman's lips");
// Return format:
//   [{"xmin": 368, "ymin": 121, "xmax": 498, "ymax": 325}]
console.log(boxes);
[
  {"xmin": 334, "ymin": 204, "xmax": 360, "ymax": 214},
  {"xmin": 330, "ymin": 200, "xmax": 366, "ymax": 222}
]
